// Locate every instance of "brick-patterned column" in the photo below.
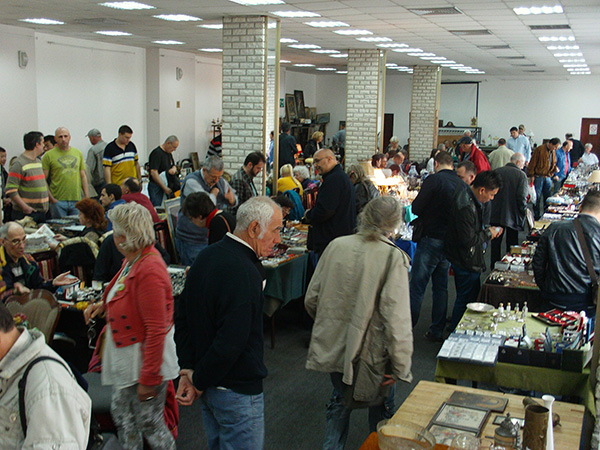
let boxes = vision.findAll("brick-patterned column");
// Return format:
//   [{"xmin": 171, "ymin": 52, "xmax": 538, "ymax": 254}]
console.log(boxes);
[
  {"xmin": 221, "ymin": 16, "xmax": 267, "ymax": 174},
  {"xmin": 409, "ymin": 65, "xmax": 441, "ymax": 162},
  {"xmin": 345, "ymin": 49, "xmax": 384, "ymax": 165}
]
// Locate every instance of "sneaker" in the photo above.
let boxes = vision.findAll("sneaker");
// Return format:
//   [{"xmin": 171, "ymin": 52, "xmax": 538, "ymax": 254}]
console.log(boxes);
[{"xmin": 424, "ymin": 331, "xmax": 444, "ymax": 343}]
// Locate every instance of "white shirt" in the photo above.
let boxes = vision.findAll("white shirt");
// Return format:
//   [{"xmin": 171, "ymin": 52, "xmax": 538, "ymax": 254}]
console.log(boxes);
[{"xmin": 580, "ymin": 152, "xmax": 599, "ymax": 166}]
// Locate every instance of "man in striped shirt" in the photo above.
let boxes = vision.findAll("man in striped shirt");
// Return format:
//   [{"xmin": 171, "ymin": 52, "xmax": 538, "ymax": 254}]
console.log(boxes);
[
  {"xmin": 103, "ymin": 125, "xmax": 141, "ymax": 186},
  {"xmin": 5, "ymin": 131, "xmax": 49, "ymax": 223}
]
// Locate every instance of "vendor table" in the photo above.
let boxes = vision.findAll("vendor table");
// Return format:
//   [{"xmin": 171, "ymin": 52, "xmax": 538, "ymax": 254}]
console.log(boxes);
[
  {"xmin": 478, "ymin": 271, "xmax": 542, "ymax": 310},
  {"xmin": 357, "ymin": 380, "xmax": 584, "ymax": 450},
  {"xmin": 263, "ymin": 252, "xmax": 309, "ymax": 316}
]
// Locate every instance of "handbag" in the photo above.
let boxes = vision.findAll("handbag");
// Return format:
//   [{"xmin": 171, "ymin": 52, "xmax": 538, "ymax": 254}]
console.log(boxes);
[
  {"xmin": 573, "ymin": 217, "xmax": 599, "ymax": 305},
  {"xmin": 411, "ymin": 217, "xmax": 424, "ymax": 243}
]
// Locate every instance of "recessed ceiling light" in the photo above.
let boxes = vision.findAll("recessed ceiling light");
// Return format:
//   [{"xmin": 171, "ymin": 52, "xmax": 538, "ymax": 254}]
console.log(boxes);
[
  {"xmin": 554, "ymin": 52, "xmax": 583, "ymax": 57},
  {"xmin": 334, "ymin": 29, "xmax": 373, "ymax": 35},
  {"xmin": 570, "ymin": 71, "xmax": 591, "ymax": 75},
  {"xmin": 392, "ymin": 48, "xmax": 422, "ymax": 53},
  {"xmin": 273, "ymin": 11, "xmax": 320, "ymax": 18},
  {"xmin": 439, "ymin": 61, "xmax": 457, "ymax": 65},
  {"xmin": 377, "ymin": 43, "xmax": 409, "ymax": 48},
  {"xmin": 356, "ymin": 37, "xmax": 392, "ymax": 42},
  {"xmin": 99, "ymin": 1, "xmax": 155, "ymax": 10},
  {"xmin": 329, "ymin": 53, "xmax": 348, "ymax": 58},
  {"xmin": 311, "ymin": 49, "xmax": 340, "ymax": 54},
  {"xmin": 280, "ymin": 38, "xmax": 297, "ymax": 43},
  {"xmin": 20, "ymin": 18, "xmax": 64, "ymax": 25},
  {"xmin": 304, "ymin": 21, "xmax": 349, "ymax": 28},
  {"xmin": 547, "ymin": 45, "xmax": 579, "ymax": 50},
  {"xmin": 154, "ymin": 14, "xmax": 202, "ymax": 21},
  {"xmin": 513, "ymin": 5, "xmax": 563, "ymax": 15},
  {"xmin": 567, "ymin": 67, "xmax": 590, "ymax": 71},
  {"xmin": 386, "ymin": 63, "xmax": 398, "ymax": 67},
  {"xmin": 294, "ymin": 63, "xmax": 315, "ymax": 67},
  {"xmin": 563, "ymin": 63, "xmax": 588, "ymax": 68},
  {"xmin": 316, "ymin": 67, "xmax": 337, "ymax": 71},
  {"xmin": 199, "ymin": 24, "xmax": 223, "ymax": 29},
  {"xmin": 230, "ymin": 0, "xmax": 284, "ymax": 5},
  {"xmin": 419, "ymin": 56, "xmax": 439, "ymax": 60},
  {"xmin": 336, "ymin": 71, "xmax": 348, "ymax": 74},
  {"xmin": 95, "ymin": 30, "xmax": 132, "ymax": 36},
  {"xmin": 396, "ymin": 66, "xmax": 410, "ymax": 70},
  {"xmin": 289, "ymin": 44, "xmax": 321, "ymax": 49},
  {"xmin": 199, "ymin": 48, "xmax": 223, "ymax": 52},
  {"xmin": 558, "ymin": 59, "xmax": 585, "ymax": 63},
  {"xmin": 280, "ymin": 60, "xmax": 291, "ymax": 63},
  {"xmin": 539, "ymin": 36, "xmax": 575, "ymax": 42},
  {"xmin": 153, "ymin": 40, "xmax": 185, "ymax": 45},
  {"xmin": 410, "ymin": 52, "xmax": 434, "ymax": 57}
]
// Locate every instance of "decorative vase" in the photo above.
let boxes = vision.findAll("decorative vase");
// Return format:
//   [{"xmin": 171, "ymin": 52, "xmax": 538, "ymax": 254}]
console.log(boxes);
[
  {"xmin": 542, "ymin": 395, "xmax": 555, "ymax": 450},
  {"xmin": 523, "ymin": 404, "xmax": 548, "ymax": 450}
]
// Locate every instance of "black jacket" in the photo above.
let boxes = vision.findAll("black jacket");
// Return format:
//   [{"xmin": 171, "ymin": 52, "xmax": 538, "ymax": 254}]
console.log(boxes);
[
  {"xmin": 304, "ymin": 139, "xmax": 318, "ymax": 159},
  {"xmin": 490, "ymin": 163, "xmax": 528, "ymax": 231},
  {"xmin": 175, "ymin": 235, "xmax": 267, "ymax": 395},
  {"xmin": 532, "ymin": 214, "xmax": 600, "ymax": 304},
  {"xmin": 306, "ymin": 164, "xmax": 356, "ymax": 253},
  {"xmin": 411, "ymin": 169, "xmax": 461, "ymax": 240},
  {"xmin": 444, "ymin": 183, "xmax": 492, "ymax": 272},
  {"xmin": 278, "ymin": 132, "xmax": 297, "ymax": 168},
  {"xmin": 354, "ymin": 180, "xmax": 380, "ymax": 214}
]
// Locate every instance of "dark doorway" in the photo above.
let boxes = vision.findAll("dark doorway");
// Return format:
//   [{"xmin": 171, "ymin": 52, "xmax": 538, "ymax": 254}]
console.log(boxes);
[
  {"xmin": 383, "ymin": 113, "xmax": 394, "ymax": 152},
  {"xmin": 580, "ymin": 118, "xmax": 600, "ymax": 159}
]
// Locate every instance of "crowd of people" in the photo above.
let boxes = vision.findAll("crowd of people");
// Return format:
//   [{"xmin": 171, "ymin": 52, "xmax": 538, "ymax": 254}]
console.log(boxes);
[{"xmin": 0, "ymin": 121, "xmax": 598, "ymax": 450}]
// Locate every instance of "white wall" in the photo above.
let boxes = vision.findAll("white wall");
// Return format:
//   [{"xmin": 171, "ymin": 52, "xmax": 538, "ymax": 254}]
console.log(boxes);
[
  {"xmin": 384, "ymin": 74, "xmax": 413, "ymax": 143},
  {"xmin": 195, "ymin": 55, "xmax": 222, "ymax": 161},
  {"xmin": 315, "ymin": 74, "xmax": 347, "ymax": 143},
  {"xmin": 0, "ymin": 24, "xmax": 38, "ymax": 161},
  {"xmin": 35, "ymin": 33, "xmax": 147, "ymax": 160}
]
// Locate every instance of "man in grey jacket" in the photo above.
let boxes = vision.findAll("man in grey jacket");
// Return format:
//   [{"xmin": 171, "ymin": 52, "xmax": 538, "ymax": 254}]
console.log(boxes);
[
  {"xmin": 85, "ymin": 128, "xmax": 107, "ymax": 197},
  {"xmin": 0, "ymin": 302, "xmax": 91, "ymax": 449}
]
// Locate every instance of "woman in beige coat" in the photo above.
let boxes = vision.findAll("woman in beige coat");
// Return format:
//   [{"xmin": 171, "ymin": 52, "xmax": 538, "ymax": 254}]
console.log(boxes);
[{"xmin": 305, "ymin": 196, "xmax": 413, "ymax": 450}]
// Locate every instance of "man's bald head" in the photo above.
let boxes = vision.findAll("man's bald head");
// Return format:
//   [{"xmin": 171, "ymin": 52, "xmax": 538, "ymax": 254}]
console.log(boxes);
[
  {"xmin": 54, "ymin": 127, "xmax": 71, "ymax": 150},
  {"xmin": 313, "ymin": 148, "xmax": 337, "ymax": 175}
]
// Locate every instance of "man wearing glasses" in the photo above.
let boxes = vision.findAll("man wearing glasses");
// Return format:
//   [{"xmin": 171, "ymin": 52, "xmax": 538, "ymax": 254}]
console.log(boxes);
[{"xmin": 0, "ymin": 222, "xmax": 72, "ymax": 301}]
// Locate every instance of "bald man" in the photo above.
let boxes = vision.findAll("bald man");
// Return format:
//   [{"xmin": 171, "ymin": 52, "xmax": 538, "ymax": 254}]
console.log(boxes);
[
  {"xmin": 42, "ymin": 127, "xmax": 88, "ymax": 218},
  {"xmin": 304, "ymin": 149, "xmax": 356, "ymax": 256}
]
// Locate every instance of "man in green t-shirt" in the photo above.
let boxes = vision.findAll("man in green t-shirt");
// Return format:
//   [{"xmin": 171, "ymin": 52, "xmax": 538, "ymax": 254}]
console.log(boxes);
[{"xmin": 42, "ymin": 127, "xmax": 89, "ymax": 218}]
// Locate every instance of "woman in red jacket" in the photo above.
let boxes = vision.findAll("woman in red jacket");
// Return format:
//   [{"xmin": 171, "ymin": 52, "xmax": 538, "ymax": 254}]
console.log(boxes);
[{"xmin": 85, "ymin": 202, "xmax": 178, "ymax": 450}]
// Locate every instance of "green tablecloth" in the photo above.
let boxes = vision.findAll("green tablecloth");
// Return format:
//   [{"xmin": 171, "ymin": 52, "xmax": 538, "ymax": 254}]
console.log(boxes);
[{"xmin": 263, "ymin": 253, "xmax": 309, "ymax": 316}]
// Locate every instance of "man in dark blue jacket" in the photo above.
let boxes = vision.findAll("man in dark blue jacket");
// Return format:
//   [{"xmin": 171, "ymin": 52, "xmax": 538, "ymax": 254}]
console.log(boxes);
[
  {"xmin": 175, "ymin": 197, "xmax": 282, "ymax": 450},
  {"xmin": 410, "ymin": 151, "xmax": 461, "ymax": 341},
  {"xmin": 305, "ymin": 149, "xmax": 356, "ymax": 257},
  {"xmin": 278, "ymin": 122, "xmax": 297, "ymax": 171}
]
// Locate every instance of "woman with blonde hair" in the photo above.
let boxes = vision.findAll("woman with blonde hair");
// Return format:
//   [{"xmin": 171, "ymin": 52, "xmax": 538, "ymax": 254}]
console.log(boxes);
[
  {"xmin": 304, "ymin": 131, "xmax": 324, "ymax": 159},
  {"xmin": 277, "ymin": 163, "xmax": 304, "ymax": 196}
]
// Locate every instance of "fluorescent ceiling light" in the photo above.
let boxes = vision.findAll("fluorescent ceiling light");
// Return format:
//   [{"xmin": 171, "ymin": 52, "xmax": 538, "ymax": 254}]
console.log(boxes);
[
  {"xmin": 336, "ymin": 71, "xmax": 347, "ymax": 74},
  {"xmin": 316, "ymin": 68, "xmax": 337, "ymax": 71},
  {"xmin": 547, "ymin": 45, "xmax": 579, "ymax": 50},
  {"xmin": 356, "ymin": 37, "xmax": 392, "ymax": 42},
  {"xmin": 154, "ymin": 14, "xmax": 202, "ymax": 21},
  {"xmin": 563, "ymin": 64, "xmax": 588, "ymax": 68},
  {"xmin": 273, "ymin": 11, "xmax": 320, "ymax": 18},
  {"xmin": 199, "ymin": 48, "xmax": 222, "ymax": 52},
  {"xmin": 558, "ymin": 59, "xmax": 585, "ymax": 63},
  {"xmin": 392, "ymin": 48, "xmax": 422, "ymax": 53},
  {"xmin": 377, "ymin": 43, "xmax": 408, "ymax": 48},
  {"xmin": 230, "ymin": 0, "xmax": 284, "ymax": 5},
  {"xmin": 554, "ymin": 52, "xmax": 583, "ymax": 57},
  {"xmin": 334, "ymin": 29, "xmax": 373, "ymax": 35},
  {"xmin": 99, "ymin": 1, "xmax": 155, "ymax": 10},
  {"xmin": 153, "ymin": 40, "xmax": 185, "ymax": 45},
  {"xmin": 268, "ymin": 22, "xmax": 277, "ymax": 29},
  {"xmin": 280, "ymin": 60, "xmax": 291, "ymax": 63},
  {"xmin": 329, "ymin": 53, "xmax": 348, "ymax": 58},
  {"xmin": 386, "ymin": 63, "xmax": 398, "ymax": 67},
  {"xmin": 289, "ymin": 44, "xmax": 321, "ymax": 49},
  {"xmin": 567, "ymin": 67, "xmax": 590, "ymax": 71},
  {"xmin": 304, "ymin": 21, "xmax": 348, "ymax": 28},
  {"xmin": 199, "ymin": 24, "xmax": 223, "ymax": 29},
  {"xmin": 513, "ymin": 5, "xmax": 563, "ymax": 15},
  {"xmin": 429, "ymin": 57, "xmax": 447, "ymax": 60},
  {"xmin": 294, "ymin": 63, "xmax": 315, "ymax": 67},
  {"xmin": 439, "ymin": 61, "xmax": 457, "ymax": 65},
  {"xmin": 95, "ymin": 30, "xmax": 132, "ymax": 36},
  {"xmin": 311, "ymin": 49, "xmax": 340, "ymax": 54},
  {"xmin": 419, "ymin": 56, "xmax": 439, "ymax": 60},
  {"xmin": 20, "ymin": 18, "xmax": 64, "ymax": 25},
  {"xmin": 570, "ymin": 71, "xmax": 591, "ymax": 75},
  {"xmin": 280, "ymin": 38, "xmax": 297, "ymax": 43},
  {"xmin": 539, "ymin": 36, "xmax": 575, "ymax": 42},
  {"xmin": 410, "ymin": 52, "xmax": 434, "ymax": 57}
]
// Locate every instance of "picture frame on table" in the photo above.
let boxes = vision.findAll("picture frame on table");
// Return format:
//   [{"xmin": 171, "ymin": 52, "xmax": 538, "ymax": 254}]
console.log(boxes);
[
  {"xmin": 285, "ymin": 94, "xmax": 297, "ymax": 122},
  {"xmin": 447, "ymin": 391, "xmax": 508, "ymax": 413},
  {"xmin": 428, "ymin": 402, "xmax": 489, "ymax": 435},
  {"xmin": 427, "ymin": 424, "xmax": 479, "ymax": 447}
]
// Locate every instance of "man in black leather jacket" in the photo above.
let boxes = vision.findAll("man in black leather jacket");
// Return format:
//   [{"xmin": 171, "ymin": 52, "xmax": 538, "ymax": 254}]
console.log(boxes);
[
  {"xmin": 445, "ymin": 171, "xmax": 503, "ymax": 330},
  {"xmin": 532, "ymin": 191, "xmax": 600, "ymax": 313}
]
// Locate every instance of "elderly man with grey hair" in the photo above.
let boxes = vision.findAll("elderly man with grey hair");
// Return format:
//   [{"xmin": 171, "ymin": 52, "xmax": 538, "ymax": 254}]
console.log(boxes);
[
  {"xmin": 176, "ymin": 155, "xmax": 238, "ymax": 265},
  {"xmin": 175, "ymin": 196, "xmax": 282, "ymax": 450},
  {"xmin": 148, "ymin": 135, "xmax": 181, "ymax": 206}
]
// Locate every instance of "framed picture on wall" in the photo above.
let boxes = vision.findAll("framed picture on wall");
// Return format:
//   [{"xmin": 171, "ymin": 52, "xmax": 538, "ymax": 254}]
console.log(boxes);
[
  {"xmin": 309, "ymin": 107, "xmax": 317, "ymax": 121},
  {"xmin": 294, "ymin": 90, "xmax": 306, "ymax": 119},
  {"xmin": 285, "ymin": 94, "xmax": 297, "ymax": 122},
  {"xmin": 316, "ymin": 113, "xmax": 330, "ymax": 124}
]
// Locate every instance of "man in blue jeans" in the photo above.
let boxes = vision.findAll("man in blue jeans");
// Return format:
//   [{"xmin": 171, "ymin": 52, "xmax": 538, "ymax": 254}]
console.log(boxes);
[
  {"xmin": 445, "ymin": 171, "xmax": 503, "ymax": 330},
  {"xmin": 410, "ymin": 151, "xmax": 461, "ymax": 342}
]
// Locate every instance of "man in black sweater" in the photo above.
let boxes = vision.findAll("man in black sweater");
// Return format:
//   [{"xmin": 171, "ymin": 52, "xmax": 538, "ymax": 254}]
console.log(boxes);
[
  {"xmin": 278, "ymin": 121, "xmax": 297, "ymax": 171},
  {"xmin": 305, "ymin": 149, "xmax": 356, "ymax": 257},
  {"xmin": 175, "ymin": 196, "xmax": 282, "ymax": 450},
  {"xmin": 409, "ymin": 151, "xmax": 461, "ymax": 342}
]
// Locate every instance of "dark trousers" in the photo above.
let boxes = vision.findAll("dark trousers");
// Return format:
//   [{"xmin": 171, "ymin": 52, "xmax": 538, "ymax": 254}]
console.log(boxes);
[
  {"xmin": 12, "ymin": 209, "xmax": 47, "ymax": 223},
  {"xmin": 490, "ymin": 227, "xmax": 519, "ymax": 269}
]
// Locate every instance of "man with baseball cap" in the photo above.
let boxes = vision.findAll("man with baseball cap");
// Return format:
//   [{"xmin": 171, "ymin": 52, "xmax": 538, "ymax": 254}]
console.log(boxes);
[{"xmin": 86, "ymin": 128, "xmax": 107, "ymax": 196}]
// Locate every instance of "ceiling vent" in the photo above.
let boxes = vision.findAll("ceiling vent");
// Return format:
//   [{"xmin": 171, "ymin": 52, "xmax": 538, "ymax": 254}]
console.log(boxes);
[
  {"xmin": 529, "ymin": 24, "xmax": 571, "ymax": 30},
  {"xmin": 511, "ymin": 64, "xmax": 537, "ymax": 67},
  {"xmin": 450, "ymin": 29, "xmax": 492, "ymax": 36},
  {"xmin": 524, "ymin": 69, "xmax": 546, "ymax": 72},
  {"xmin": 478, "ymin": 45, "xmax": 511, "ymax": 50},
  {"xmin": 72, "ymin": 18, "xmax": 128, "ymax": 26},
  {"xmin": 408, "ymin": 7, "xmax": 463, "ymax": 16},
  {"xmin": 497, "ymin": 56, "xmax": 526, "ymax": 59}
]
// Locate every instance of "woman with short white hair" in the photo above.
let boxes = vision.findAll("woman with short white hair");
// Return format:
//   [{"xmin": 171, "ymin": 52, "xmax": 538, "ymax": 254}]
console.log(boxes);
[
  {"xmin": 580, "ymin": 143, "xmax": 599, "ymax": 166},
  {"xmin": 293, "ymin": 165, "xmax": 312, "ymax": 190},
  {"xmin": 84, "ymin": 202, "xmax": 178, "ymax": 450}
]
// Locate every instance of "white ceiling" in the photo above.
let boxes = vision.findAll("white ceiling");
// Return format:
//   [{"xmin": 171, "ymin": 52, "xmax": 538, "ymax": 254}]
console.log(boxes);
[{"xmin": 0, "ymin": 0, "xmax": 598, "ymax": 79}]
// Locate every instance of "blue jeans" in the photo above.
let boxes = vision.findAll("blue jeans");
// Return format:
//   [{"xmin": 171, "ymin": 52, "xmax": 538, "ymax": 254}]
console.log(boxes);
[
  {"xmin": 51, "ymin": 200, "xmax": 79, "ymax": 218},
  {"xmin": 450, "ymin": 264, "xmax": 482, "ymax": 330},
  {"xmin": 323, "ymin": 372, "xmax": 395, "ymax": 450},
  {"xmin": 200, "ymin": 387, "xmax": 264, "ymax": 450},
  {"xmin": 533, "ymin": 176, "xmax": 552, "ymax": 220},
  {"xmin": 176, "ymin": 238, "xmax": 206, "ymax": 266},
  {"xmin": 409, "ymin": 237, "xmax": 450, "ymax": 338},
  {"xmin": 148, "ymin": 182, "xmax": 165, "ymax": 207}
]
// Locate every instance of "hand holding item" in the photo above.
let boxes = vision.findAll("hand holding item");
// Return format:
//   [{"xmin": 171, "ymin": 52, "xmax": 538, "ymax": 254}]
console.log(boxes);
[
  {"xmin": 83, "ymin": 302, "xmax": 104, "ymax": 324},
  {"xmin": 14, "ymin": 282, "xmax": 30, "ymax": 295},
  {"xmin": 490, "ymin": 226, "xmax": 504, "ymax": 239},
  {"xmin": 176, "ymin": 369, "xmax": 202, "ymax": 406}
]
